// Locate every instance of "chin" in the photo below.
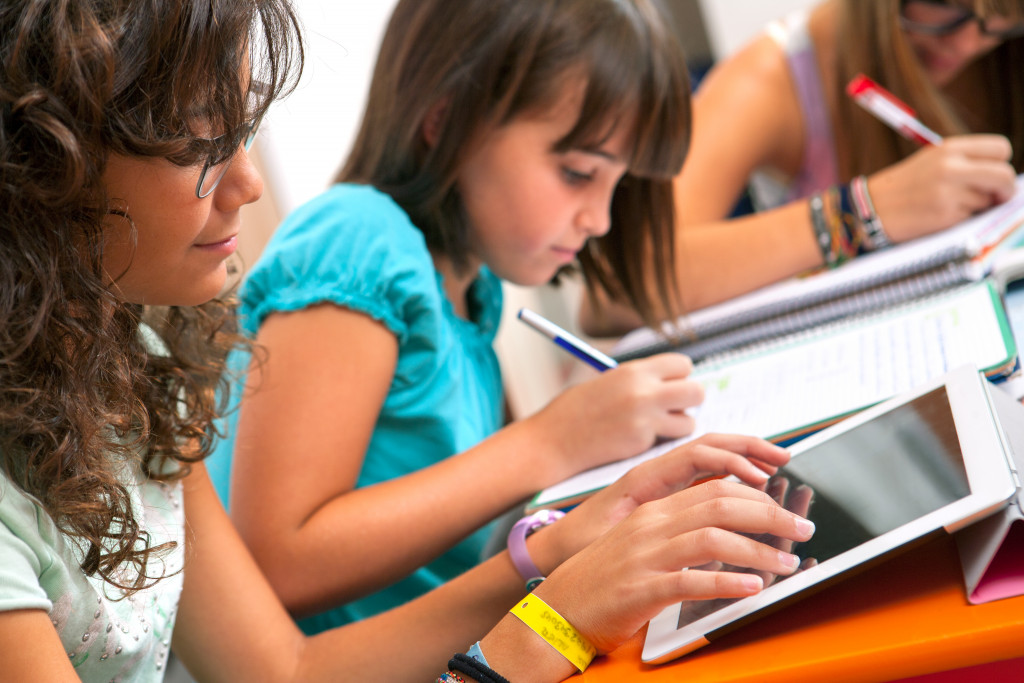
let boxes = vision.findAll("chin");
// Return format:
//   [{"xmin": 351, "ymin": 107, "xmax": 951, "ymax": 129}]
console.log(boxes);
[
  {"xmin": 164, "ymin": 273, "xmax": 229, "ymax": 307},
  {"xmin": 510, "ymin": 270, "xmax": 561, "ymax": 288}
]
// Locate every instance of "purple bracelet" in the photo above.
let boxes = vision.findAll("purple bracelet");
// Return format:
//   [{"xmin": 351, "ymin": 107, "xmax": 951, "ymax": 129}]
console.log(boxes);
[{"xmin": 507, "ymin": 509, "xmax": 565, "ymax": 586}]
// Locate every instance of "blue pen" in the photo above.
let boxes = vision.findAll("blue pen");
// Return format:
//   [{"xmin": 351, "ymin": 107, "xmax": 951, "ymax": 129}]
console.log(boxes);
[{"xmin": 517, "ymin": 308, "xmax": 618, "ymax": 372}]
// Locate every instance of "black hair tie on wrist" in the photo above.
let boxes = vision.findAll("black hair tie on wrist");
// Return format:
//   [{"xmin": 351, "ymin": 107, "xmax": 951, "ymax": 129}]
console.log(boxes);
[{"xmin": 448, "ymin": 653, "xmax": 512, "ymax": 683}]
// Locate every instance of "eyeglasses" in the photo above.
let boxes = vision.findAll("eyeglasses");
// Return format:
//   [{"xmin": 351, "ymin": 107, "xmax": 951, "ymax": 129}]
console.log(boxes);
[
  {"xmin": 900, "ymin": 0, "xmax": 1024, "ymax": 40},
  {"xmin": 194, "ymin": 117, "xmax": 261, "ymax": 198}
]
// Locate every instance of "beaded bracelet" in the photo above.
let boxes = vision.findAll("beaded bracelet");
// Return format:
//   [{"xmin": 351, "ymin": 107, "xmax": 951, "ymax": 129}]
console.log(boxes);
[
  {"xmin": 436, "ymin": 672, "xmax": 465, "ymax": 683},
  {"xmin": 448, "ymin": 652, "xmax": 511, "ymax": 683},
  {"xmin": 809, "ymin": 185, "xmax": 868, "ymax": 268},
  {"xmin": 850, "ymin": 174, "xmax": 892, "ymax": 250},
  {"xmin": 808, "ymin": 192, "xmax": 835, "ymax": 268},
  {"xmin": 509, "ymin": 593, "xmax": 597, "ymax": 672}
]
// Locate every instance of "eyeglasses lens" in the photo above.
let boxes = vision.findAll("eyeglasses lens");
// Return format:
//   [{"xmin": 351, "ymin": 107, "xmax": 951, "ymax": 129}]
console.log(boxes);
[
  {"xmin": 901, "ymin": 1, "xmax": 1024, "ymax": 39},
  {"xmin": 196, "ymin": 119, "xmax": 260, "ymax": 198}
]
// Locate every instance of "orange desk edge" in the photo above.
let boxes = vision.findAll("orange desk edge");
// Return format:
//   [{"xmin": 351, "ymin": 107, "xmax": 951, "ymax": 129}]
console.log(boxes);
[{"xmin": 580, "ymin": 535, "xmax": 1024, "ymax": 682}]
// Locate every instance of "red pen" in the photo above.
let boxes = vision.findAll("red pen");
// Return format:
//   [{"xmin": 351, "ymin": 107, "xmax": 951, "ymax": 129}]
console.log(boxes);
[{"xmin": 847, "ymin": 74, "xmax": 943, "ymax": 146}]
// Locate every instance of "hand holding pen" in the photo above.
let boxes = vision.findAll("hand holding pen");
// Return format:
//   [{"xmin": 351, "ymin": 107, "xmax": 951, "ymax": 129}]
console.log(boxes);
[
  {"xmin": 518, "ymin": 308, "xmax": 618, "ymax": 372},
  {"xmin": 515, "ymin": 308, "xmax": 704, "ymax": 471},
  {"xmin": 844, "ymin": 74, "xmax": 1016, "ymax": 241},
  {"xmin": 847, "ymin": 74, "xmax": 943, "ymax": 146}
]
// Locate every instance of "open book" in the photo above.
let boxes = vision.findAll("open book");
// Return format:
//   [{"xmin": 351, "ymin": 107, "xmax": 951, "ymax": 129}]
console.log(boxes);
[
  {"xmin": 529, "ymin": 279, "xmax": 1017, "ymax": 510},
  {"xmin": 616, "ymin": 176, "xmax": 1024, "ymax": 363}
]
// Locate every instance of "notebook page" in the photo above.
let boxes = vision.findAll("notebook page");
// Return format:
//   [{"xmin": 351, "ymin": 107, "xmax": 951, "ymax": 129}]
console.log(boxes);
[
  {"xmin": 531, "ymin": 281, "xmax": 1012, "ymax": 509},
  {"xmin": 615, "ymin": 176, "xmax": 1024, "ymax": 359}
]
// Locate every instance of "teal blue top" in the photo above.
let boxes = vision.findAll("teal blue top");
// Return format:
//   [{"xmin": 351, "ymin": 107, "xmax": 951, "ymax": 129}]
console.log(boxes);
[{"xmin": 208, "ymin": 183, "xmax": 504, "ymax": 633}]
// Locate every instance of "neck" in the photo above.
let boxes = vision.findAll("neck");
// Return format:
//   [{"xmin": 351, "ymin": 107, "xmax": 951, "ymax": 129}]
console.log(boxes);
[{"xmin": 432, "ymin": 252, "xmax": 482, "ymax": 320}]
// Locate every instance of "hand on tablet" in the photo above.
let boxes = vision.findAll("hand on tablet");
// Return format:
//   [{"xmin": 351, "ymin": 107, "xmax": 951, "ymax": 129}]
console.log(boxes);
[
  {"xmin": 528, "ymin": 466, "xmax": 816, "ymax": 654},
  {"xmin": 679, "ymin": 476, "xmax": 818, "ymax": 624},
  {"xmin": 526, "ymin": 433, "xmax": 795, "ymax": 576}
]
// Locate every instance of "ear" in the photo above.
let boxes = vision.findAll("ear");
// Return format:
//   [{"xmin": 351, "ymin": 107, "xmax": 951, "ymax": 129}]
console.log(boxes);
[{"xmin": 421, "ymin": 97, "xmax": 450, "ymax": 148}]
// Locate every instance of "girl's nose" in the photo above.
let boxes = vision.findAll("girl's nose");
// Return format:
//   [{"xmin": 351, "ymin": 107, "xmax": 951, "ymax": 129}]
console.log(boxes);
[
  {"xmin": 577, "ymin": 194, "xmax": 613, "ymax": 238},
  {"xmin": 214, "ymin": 147, "xmax": 265, "ymax": 210}
]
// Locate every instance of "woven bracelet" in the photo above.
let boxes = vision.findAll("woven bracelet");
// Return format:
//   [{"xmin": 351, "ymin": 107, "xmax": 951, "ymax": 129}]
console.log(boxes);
[
  {"xmin": 448, "ymin": 653, "xmax": 511, "ymax": 683},
  {"xmin": 850, "ymin": 175, "xmax": 892, "ymax": 250},
  {"xmin": 808, "ymin": 193, "xmax": 834, "ymax": 267}
]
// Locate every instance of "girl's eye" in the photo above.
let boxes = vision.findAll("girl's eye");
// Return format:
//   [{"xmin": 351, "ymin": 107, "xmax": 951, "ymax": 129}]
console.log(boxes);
[{"xmin": 562, "ymin": 167, "xmax": 595, "ymax": 185}]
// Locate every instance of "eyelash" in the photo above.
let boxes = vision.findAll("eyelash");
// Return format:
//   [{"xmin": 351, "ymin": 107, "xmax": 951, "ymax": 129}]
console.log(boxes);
[{"xmin": 562, "ymin": 166, "xmax": 595, "ymax": 185}]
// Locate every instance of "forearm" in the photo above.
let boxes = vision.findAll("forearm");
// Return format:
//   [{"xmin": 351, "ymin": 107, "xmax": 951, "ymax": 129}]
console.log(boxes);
[
  {"xmin": 293, "ymin": 551, "xmax": 534, "ymax": 682},
  {"xmin": 674, "ymin": 200, "xmax": 821, "ymax": 311},
  {"xmin": 245, "ymin": 419, "xmax": 573, "ymax": 615},
  {"xmin": 175, "ymin": 464, "xmax": 542, "ymax": 683}
]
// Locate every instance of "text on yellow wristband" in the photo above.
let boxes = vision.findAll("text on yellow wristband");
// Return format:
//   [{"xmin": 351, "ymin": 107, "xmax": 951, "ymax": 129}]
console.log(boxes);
[{"xmin": 509, "ymin": 595, "xmax": 597, "ymax": 671}]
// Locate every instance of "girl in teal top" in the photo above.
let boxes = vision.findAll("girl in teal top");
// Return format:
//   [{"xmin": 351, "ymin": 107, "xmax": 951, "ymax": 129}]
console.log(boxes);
[
  {"xmin": 212, "ymin": 182, "xmax": 507, "ymax": 630},
  {"xmin": 211, "ymin": 0, "xmax": 742, "ymax": 633}
]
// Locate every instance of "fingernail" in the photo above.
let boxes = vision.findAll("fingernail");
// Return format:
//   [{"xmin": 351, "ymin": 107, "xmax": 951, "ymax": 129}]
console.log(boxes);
[
  {"xmin": 779, "ymin": 552, "xmax": 800, "ymax": 571},
  {"xmin": 742, "ymin": 574, "xmax": 764, "ymax": 592},
  {"xmin": 795, "ymin": 518, "xmax": 815, "ymax": 537}
]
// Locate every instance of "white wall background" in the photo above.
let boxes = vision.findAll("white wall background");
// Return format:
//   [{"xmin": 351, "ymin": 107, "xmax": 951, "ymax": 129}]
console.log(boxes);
[
  {"xmin": 700, "ymin": 0, "xmax": 817, "ymax": 59},
  {"xmin": 258, "ymin": 1, "xmax": 400, "ymax": 215}
]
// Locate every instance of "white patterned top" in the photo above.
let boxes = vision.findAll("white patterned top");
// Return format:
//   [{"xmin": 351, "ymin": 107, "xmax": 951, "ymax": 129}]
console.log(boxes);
[{"xmin": 0, "ymin": 455, "xmax": 185, "ymax": 682}]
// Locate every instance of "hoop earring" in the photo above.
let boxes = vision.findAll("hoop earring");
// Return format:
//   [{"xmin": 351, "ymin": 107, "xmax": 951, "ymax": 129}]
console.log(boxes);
[{"xmin": 104, "ymin": 205, "xmax": 138, "ymax": 281}]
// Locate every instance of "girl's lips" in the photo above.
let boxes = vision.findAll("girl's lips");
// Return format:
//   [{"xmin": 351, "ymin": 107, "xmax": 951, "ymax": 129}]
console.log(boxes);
[
  {"xmin": 193, "ymin": 234, "xmax": 239, "ymax": 254},
  {"xmin": 552, "ymin": 247, "xmax": 579, "ymax": 264}
]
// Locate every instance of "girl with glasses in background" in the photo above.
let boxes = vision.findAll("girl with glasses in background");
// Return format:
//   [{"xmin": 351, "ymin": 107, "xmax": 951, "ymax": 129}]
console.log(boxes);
[{"xmin": 581, "ymin": 0, "xmax": 1024, "ymax": 336}]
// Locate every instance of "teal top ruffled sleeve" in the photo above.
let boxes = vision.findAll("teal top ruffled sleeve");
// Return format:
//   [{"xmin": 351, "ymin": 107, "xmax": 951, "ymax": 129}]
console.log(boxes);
[{"xmin": 208, "ymin": 183, "xmax": 504, "ymax": 632}]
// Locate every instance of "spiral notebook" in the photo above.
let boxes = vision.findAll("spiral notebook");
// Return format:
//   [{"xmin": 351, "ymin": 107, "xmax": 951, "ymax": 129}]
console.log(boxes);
[
  {"xmin": 616, "ymin": 177, "xmax": 1024, "ymax": 363},
  {"xmin": 529, "ymin": 279, "xmax": 1017, "ymax": 511}
]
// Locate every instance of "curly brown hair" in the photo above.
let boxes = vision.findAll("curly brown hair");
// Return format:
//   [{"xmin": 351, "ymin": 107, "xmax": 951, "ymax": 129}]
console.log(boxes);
[{"xmin": 0, "ymin": 0, "xmax": 302, "ymax": 592}]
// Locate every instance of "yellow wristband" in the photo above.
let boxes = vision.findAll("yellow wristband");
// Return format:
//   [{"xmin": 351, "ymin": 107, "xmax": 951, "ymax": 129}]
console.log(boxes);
[{"xmin": 509, "ymin": 594, "xmax": 597, "ymax": 671}]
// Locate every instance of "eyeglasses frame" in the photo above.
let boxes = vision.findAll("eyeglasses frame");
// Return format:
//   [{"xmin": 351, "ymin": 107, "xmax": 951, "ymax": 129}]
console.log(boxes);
[
  {"xmin": 194, "ymin": 117, "xmax": 262, "ymax": 199},
  {"xmin": 899, "ymin": 0, "xmax": 1024, "ymax": 40}
]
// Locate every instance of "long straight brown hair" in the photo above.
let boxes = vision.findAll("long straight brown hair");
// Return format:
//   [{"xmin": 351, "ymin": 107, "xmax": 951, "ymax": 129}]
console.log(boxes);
[
  {"xmin": 834, "ymin": 0, "xmax": 1024, "ymax": 180},
  {"xmin": 340, "ymin": 0, "xmax": 692, "ymax": 325}
]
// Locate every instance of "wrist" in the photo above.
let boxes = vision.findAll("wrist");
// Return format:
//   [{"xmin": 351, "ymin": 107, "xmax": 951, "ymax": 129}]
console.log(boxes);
[
  {"xmin": 506, "ymin": 415, "xmax": 575, "ymax": 487},
  {"xmin": 508, "ymin": 510, "xmax": 566, "ymax": 589},
  {"xmin": 523, "ymin": 522, "xmax": 568, "ymax": 581},
  {"xmin": 479, "ymin": 613, "xmax": 579, "ymax": 683}
]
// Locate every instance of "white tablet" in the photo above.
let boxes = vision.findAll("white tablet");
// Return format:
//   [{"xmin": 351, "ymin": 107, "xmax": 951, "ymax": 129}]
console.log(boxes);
[{"xmin": 642, "ymin": 364, "xmax": 1020, "ymax": 665}]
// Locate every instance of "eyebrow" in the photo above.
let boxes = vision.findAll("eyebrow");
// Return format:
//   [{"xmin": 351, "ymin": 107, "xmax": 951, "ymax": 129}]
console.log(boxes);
[{"xmin": 576, "ymin": 146, "xmax": 626, "ymax": 165}]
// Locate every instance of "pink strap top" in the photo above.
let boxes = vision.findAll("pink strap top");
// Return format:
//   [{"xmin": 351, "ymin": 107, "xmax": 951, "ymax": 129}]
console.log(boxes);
[{"xmin": 748, "ymin": 10, "xmax": 840, "ymax": 211}]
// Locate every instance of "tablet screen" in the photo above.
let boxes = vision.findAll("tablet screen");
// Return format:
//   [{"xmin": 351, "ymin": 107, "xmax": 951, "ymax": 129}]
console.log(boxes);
[{"xmin": 677, "ymin": 384, "xmax": 968, "ymax": 629}]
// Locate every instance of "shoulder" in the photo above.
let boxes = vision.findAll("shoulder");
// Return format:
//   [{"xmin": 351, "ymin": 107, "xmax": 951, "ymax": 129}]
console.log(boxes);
[
  {"xmin": 240, "ymin": 184, "xmax": 440, "ymax": 337},
  {"xmin": 697, "ymin": 33, "xmax": 798, "ymax": 123},
  {"xmin": 265, "ymin": 183, "xmax": 427, "ymax": 257},
  {"xmin": 691, "ymin": 26, "xmax": 809, "ymax": 172},
  {"xmin": 0, "ymin": 473, "xmax": 57, "ymax": 612}
]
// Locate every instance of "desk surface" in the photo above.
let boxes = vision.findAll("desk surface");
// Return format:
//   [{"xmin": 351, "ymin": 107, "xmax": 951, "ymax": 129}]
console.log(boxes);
[{"xmin": 580, "ymin": 534, "xmax": 1024, "ymax": 682}]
